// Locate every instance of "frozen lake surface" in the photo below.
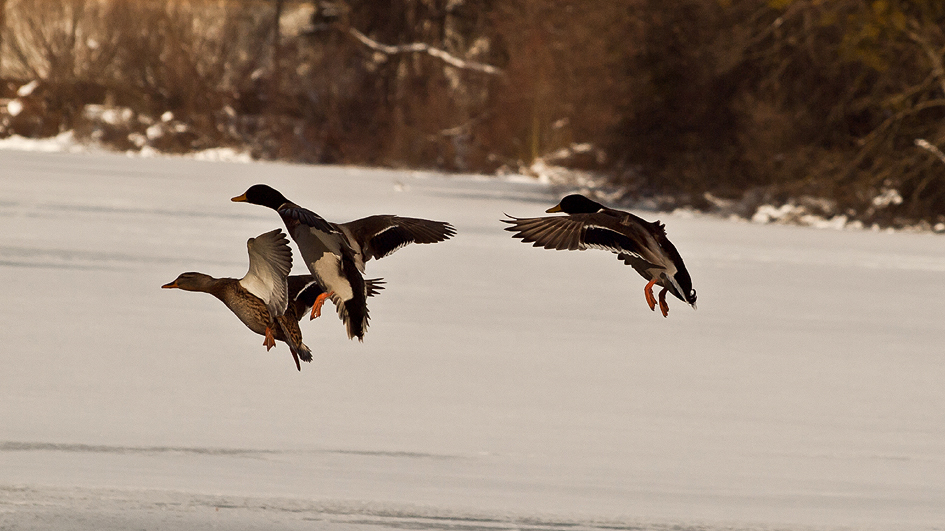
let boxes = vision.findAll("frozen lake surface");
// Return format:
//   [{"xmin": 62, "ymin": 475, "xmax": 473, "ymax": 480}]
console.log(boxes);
[{"xmin": 1, "ymin": 149, "xmax": 943, "ymax": 530}]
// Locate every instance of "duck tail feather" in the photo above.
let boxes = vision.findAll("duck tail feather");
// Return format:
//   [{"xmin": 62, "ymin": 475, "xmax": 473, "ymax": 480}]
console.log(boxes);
[
  {"xmin": 294, "ymin": 342, "xmax": 313, "ymax": 363},
  {"xmin": 276, "ymin": 317, "xmax": 312, "ymax": 370},
  {"xmin": 365, "ymin": 277, "xmax": 385, "ymax": 297},
  {"xmin": 331, "ymin": 292, "xmax": 369, "ymax": 341}
]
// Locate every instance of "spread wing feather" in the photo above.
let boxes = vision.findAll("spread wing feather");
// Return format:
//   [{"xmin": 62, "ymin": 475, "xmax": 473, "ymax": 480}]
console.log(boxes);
[
  {"xmin": 240, "ymin": 229, "xmax": 292, "ymax": 321},
  {"xmin": 342, "ymin": 215, "xmax": 456, "ymax": 262},
  {"xmin": 503, "ymin": 214, "xmax": 658, "ymax": 268},
  {"xmin": 503, "ymin": 216, "xmax": 587, "ymax": 251},
  {"xmin": 367, "ymin": 225, "xmax": 414, "ymax": 260}
]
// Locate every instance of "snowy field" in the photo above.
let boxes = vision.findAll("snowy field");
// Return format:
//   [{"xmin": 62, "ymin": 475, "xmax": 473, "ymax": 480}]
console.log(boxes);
[{"xmin": 1, "ymin": 148, "xmax": 944, "ymax": 530}]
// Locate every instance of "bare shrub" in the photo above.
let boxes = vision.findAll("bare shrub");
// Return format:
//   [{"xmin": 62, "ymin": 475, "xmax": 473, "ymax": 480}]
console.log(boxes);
[{"xmin": 1, "ymin": 0, "xmax": 277, "ymax": 149}]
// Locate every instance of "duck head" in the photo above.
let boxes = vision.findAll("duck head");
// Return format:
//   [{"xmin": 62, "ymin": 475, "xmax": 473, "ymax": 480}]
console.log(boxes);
[
  {"xmin": 231, "ymin": 184, "xmax": 289, "ymax": 210},
  {"xmin": 162, "ymin": 272, "xmax": 216, "ymax": 292},
  {"xmin": 546, "ymin": 194, "xmax": 604, "ymax": 214}
]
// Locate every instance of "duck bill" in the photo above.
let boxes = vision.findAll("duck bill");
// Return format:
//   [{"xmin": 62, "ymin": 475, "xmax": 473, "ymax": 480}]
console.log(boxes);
[
  {"xmin": 161, "ymin": 281, "xmax": 179, "ymax": 289},
  {"xmin": 231, "ymin": 193, "xmax": 247, "ymax": 202},
  {"xmin": 546, "ymin": 204, "xmax": 563, "ymax": 213}
]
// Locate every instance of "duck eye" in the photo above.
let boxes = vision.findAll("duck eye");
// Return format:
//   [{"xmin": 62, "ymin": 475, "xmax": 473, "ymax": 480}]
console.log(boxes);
[{"xmin": 690, "ymin": 289, "xmax": 697, "ymax": 300}]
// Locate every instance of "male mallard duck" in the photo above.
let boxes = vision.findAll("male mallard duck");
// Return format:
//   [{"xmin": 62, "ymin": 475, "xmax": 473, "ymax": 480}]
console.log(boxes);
[
  {"xmin": 162, "ymin": 229, "xmax": 313, "ymax": 370},
  {"xmin": 502, "ymin": 194, "xmax": 697, "ymax": 317},
  {"xmin": 231, "ymin": 184, "xmax": 455, "ymax": 341}
]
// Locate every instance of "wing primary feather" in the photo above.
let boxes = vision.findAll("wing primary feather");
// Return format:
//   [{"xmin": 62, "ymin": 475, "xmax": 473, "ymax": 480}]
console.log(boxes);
[
  {"xmin": 344, "ymin": 216, "xmax": 455, "ymax": 262},
  {"xmin": 563, "ymin": 220, "xmax": 583, "ymax": 250},
  {"xmin": 548, "ymin": 222, "xmax": 570, "ymax": 250}
]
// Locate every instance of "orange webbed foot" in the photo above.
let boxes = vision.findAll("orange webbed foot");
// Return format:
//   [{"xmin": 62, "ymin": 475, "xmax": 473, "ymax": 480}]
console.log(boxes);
[
  {"xmin": 643, "ymin": 278, "xmax": 659, "ymax": 311},
  {"xmin": 658, "ymin": 287, "xmax": 669, "ymax": 318},
  {"xmin": 310, "ymin": 291, "xmax": 334, "ymax": 320},
  {"xmin": 263, "ymin": 326, "xmax": 276, "ymax": 351}
]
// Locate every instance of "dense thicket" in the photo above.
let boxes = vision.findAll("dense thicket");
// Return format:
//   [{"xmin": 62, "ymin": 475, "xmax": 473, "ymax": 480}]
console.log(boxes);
[{"xmin": 2, "ymin": 0, "xmax": 945, "ymax": 227}]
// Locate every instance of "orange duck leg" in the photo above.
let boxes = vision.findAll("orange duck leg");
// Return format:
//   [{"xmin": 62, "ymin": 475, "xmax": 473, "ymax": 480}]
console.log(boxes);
[
  {"xmin": 310, "ymin": 291, "xmax": 333, "ymax": 320},
  {"xmin": 263, "ymin": 325, "xmax": 276, "ymax": 351},
  {"xmin": 643, "ymin": 278, "xmax": 659, "ymax": 311},
  {"xmin": 658, "ymin": 287, "xmax": 669, "ymax": 318}
]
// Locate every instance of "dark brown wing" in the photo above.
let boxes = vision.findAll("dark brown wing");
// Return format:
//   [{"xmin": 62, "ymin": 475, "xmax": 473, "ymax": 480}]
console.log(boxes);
[
  {"xmin": 502, "ymin": 212, "xmax": 658, "ymax": 267},
  {"xmin": 277, "ymin": 202, "xmax": 338, "ymax": 234},
  {"xmin": 501, "ymin": 215, "xmax": 584, "ymax": 250},
  {"xmin": 341, "ymin": 215, "xmax": 456, "ymax": 262}
]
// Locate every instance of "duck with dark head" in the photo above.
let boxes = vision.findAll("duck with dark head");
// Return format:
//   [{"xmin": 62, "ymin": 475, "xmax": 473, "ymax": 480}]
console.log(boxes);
[
  {"xmin": 502, "ymin": 194, "xmax": 697, "ymax": 317},
  {"xmin": 232, "ymin": 184, "xmax": 455, "ymax": 340}
]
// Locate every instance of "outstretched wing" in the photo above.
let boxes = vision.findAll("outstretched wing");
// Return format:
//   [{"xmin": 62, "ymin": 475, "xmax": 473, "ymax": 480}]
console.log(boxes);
[
  {"xmin": 340, "ymin": 215, "xmax": 456, "ymax": 262},
  {"xmin": 501, "ymin": 213, "xmax": 659, "ymax": 268},
  {"xmin": 501, "ymin": 215, "xmax": 584, "ymax": 251},
  {"xmin": 240, "ymin": 228, "xmax": 292, "ymax": 321}
]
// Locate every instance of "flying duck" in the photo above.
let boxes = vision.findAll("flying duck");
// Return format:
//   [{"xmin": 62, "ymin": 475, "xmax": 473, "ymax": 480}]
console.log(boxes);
[
  {"xmin": 502, "ymin": 194, "xmax": 697, "ymax": 317},
  {"xmin": 161, "ymin": 229, "xmax": 314, "ymax": 370},
  {"xmin": 231, "ymin": 184, "xmax": 455, "ymax": 340}
]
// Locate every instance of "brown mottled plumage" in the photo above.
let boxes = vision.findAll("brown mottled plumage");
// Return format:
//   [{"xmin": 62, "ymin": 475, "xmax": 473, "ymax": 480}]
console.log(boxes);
[{"xmin": 162, "ymin": 229, "xmax": 313, "ymax": 371}]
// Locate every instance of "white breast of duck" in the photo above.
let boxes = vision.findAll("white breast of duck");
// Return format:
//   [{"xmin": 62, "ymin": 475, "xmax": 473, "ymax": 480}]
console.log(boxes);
[{"xmin": 291, "ymin": 225, "xmax": 356, "ymax": 301}]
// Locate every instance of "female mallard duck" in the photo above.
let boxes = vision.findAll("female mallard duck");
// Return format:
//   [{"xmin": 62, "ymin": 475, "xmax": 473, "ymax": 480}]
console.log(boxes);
[
  {"xmin": 231, "ymin": 184, "xmax": 455, "ymax": 341},
  {"xmin": 161, "ymin": 229, "xmax": 314, "ymax": 371},
  {"xmin": 502, "ymin": 194, "xmax": 697, "ymax": 317}
]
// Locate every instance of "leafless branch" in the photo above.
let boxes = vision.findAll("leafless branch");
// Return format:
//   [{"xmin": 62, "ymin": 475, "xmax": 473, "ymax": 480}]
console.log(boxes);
[
  {"xmin": 906, "ymin": 23, "xmax": 945, "ymax": 97},
  {"xmin": 915, "ymin": 138, "xmax": 945, "ymax": 166},
  {"xmin": 345, "ymin": 26, "xmax": 502, "ymax": 76}
]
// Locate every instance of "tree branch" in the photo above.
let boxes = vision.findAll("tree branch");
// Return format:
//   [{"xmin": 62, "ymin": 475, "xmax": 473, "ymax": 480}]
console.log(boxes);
[
  {"xmin": 906, "ymin": 22, "xmax": 945, "ymax": 98},
  {"xmin": 345, "ymin": 26, "xmax": 502, "ymax": 76},
  {"xmin": 915, "ymin": 138, "xmax": 945, "ymax": 166}
]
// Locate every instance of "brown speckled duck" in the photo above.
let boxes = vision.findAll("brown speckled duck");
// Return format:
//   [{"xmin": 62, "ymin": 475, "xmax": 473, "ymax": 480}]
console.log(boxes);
[
  {"xmin": 162, "ymin": 229, "xmax": 314, "ymax": 370},
  {"xmin": 502, "ymin": 194, "xmax": 697, "ymax": 317},
  {"xmin": 232, "ymin": 184, "xmax": 454, "ymax": 341}
]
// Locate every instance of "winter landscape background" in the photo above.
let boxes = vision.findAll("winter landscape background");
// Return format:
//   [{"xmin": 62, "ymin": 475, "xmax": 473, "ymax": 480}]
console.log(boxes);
[{"xmin": 1, "ymin": 146, "xmax": 944, "ymax": 530}]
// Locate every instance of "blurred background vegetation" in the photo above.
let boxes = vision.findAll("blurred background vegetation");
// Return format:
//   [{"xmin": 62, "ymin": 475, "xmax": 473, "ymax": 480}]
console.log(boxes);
[{"xmin": 2, "ymin": 0, "xmax": 945, "ymax": 228}]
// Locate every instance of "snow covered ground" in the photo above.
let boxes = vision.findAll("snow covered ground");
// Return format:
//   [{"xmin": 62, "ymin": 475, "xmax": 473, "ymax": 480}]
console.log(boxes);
[{"xmin": 1, "ymin": 148, "xmax": 944, "ymax": 530}]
